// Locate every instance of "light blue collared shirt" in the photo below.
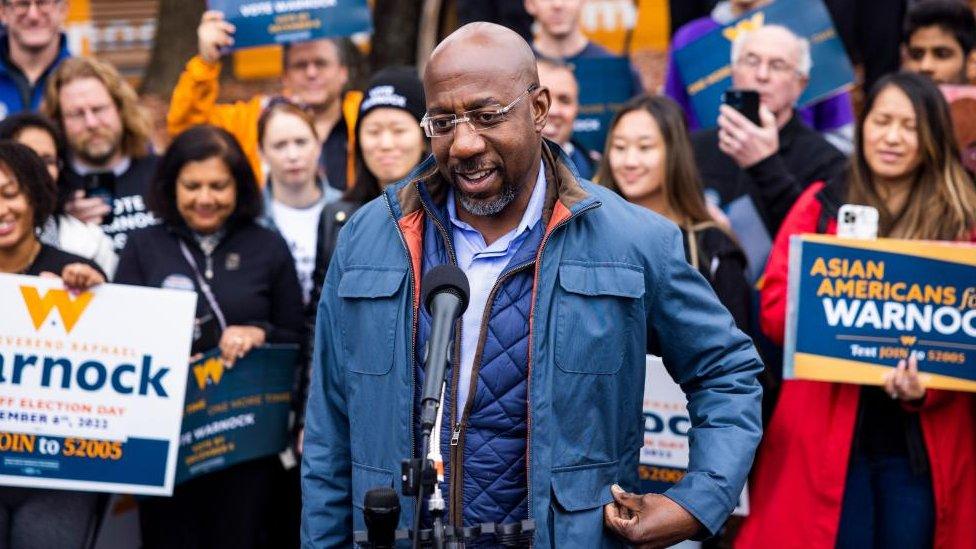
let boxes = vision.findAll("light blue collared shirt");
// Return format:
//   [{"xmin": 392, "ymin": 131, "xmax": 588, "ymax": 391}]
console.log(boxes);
[{"xmin": 446, "ymin": 165, "xmax": 547, "ymax": 420}]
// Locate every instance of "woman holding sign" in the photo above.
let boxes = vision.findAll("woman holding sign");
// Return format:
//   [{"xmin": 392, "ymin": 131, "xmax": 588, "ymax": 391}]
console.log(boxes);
[
  {"xmin": 739, "ymin": 72, "xmax": 976, "ymax": 548},
  {"xmin": 0, "ymin": 140, "xmax": 105, "ymax": 548},
  {"xmin": 115, "ymin": 125, "xmax": 304, "ymax": 549}
]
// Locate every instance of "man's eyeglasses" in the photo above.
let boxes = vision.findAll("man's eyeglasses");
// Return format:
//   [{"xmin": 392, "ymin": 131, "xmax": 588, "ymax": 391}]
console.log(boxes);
[
  {"xmin": 5, "ymin": 0, "xmax": 61, "ymax": 15},
  {"xmin": 421, "ymin": 85, "xmax": 539, "ymax": 138},
  {"xmin": 735, "ymin": 53, "xmax": 800, "ymax": 77}
]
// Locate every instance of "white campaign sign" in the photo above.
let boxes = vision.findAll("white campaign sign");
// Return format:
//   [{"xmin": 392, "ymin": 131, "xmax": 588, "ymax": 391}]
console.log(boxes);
[
  {"xmin": 0, "ymin": 274, "xmax": 196, "ymax": 495},
  {"xmin": 642, "ymin": 355, "xmax": 749, "ymax": 516}
]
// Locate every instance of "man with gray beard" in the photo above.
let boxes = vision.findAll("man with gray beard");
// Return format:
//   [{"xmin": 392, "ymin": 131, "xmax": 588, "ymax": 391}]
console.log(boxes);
[
  {"xmin": 43, "ymin": 56, "xmax": 158, "ymax": 252},
  {"xmin": 302, "ymin": 22, "xmax": 763, "ymax": 547}
]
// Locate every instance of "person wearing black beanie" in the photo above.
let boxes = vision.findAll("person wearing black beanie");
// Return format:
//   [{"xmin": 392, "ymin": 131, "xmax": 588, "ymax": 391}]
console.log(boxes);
[{"xmin": 299, "ymin": 66, "xmax": 430, "ymax": 445}]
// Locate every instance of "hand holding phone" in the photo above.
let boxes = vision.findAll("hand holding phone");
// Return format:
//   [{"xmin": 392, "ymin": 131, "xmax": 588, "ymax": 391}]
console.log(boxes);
[
  {"xmin": 83, "ymin": 171, "xmax": 116, "ymax": 225},
  {"xmin": 722, "ymin": 89, "xmax": 761, "ymax": 126}
]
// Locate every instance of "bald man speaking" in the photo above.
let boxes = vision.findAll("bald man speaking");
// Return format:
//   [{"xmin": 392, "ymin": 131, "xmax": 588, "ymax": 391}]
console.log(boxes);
[{"xmin": 301, "ymin": 24, "xmax": 763, "ymax": 547}]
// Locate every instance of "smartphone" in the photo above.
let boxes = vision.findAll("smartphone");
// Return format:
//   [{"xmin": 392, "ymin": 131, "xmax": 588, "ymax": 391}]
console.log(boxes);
[
  {"xmin": 83, "ymin": 171, "xmax": 116, "ymax": 225},
  {"xmin": 837, "ymin": 204, "xmax": 879, "ymax": 240},
  {"xmin": 722, "ymin": 89, "xmax": 761, "ymax": 126}
]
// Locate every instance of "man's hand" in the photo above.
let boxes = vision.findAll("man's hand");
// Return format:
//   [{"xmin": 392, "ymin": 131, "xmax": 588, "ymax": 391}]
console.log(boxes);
[
  {"xmin": 604, "ymin": 485, "xmax": 702, "ymax": 548},
  {"xmin": 198, "ymin": 10, "xmax": 235, "ymax": 64},
  {"xmin": 64, "ymin": 190, "xmax": 111, "ymax": 225},
  {"xmin": 717, "ymin": 104, "xmax": 779, "ymax": 169}
]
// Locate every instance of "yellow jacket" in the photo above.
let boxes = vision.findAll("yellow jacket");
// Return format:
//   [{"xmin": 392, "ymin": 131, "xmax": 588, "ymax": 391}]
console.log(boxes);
[{"xmin": 167, "ymin": 55, "xmax": 362, "ymax": 187}]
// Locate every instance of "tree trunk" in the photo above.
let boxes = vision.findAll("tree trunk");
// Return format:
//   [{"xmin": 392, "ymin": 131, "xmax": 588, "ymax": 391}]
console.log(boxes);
[
  {"xmin": 139, "ymin": 0, "xmax": 206, "ymax": 97},
  {"xmin": 368, "ymin": 0, "xmax": 423, "ymax": 71}
]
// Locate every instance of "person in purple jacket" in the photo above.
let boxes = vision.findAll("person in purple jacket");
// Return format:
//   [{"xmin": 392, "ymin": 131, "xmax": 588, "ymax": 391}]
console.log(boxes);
[{"xmin": 664, "ymin": 0, "xmax": 855, "ymax": 154}]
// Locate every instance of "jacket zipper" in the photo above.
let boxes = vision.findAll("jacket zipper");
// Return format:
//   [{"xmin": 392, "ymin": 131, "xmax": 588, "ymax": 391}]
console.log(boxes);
[
  {"xmin": 450, "ymin": 260, "xmax": 535, "ymax": 527},
  {"xmin": 524, "ymin": 202, "xmax": 599, "ymax": 529}
]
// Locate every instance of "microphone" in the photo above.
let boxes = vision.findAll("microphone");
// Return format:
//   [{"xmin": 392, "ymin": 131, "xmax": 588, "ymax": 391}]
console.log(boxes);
[
  {"xmin": 418, "ymin": 265, "xmax": 470, "ymax": 435},
  {"xmin": 363, "ymin": 487, "xmax": 400, "ymax": 548}
]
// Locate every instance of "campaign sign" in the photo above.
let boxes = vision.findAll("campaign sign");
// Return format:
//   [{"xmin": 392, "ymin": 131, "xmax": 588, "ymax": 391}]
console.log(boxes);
[
  {"xmin": 209, "ymin": 0, "xmax": 372, "ymax": 50},
  {"xmin": 640, "ymin": 356, "xmax": 749, "ymax": 515},
  {"xmin": 672, "ymin": 0, "xmax": 854, "ymax": 129},
  {"xmin": 785, "ymin": 235, "xmax": 976, "ymax": 391},
  {"xmin": 176, "ymin": 345, "xmax": 297, "ymax": 484},
  {"xmin": 0, "ymin": 274, "xmax": 196, "ymax": 495},
  {"xmin": 571, "ymin": 56, "xmax": 634, "ymax": 153}
]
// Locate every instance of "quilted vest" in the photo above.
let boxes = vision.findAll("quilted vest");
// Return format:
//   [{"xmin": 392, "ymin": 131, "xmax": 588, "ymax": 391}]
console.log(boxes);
[{"xmin": 413, "ymin": 189, "xmax": 544, "ymax": 531}]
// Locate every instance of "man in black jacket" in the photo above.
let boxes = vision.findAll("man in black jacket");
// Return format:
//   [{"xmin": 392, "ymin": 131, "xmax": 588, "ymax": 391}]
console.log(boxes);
[{"xmin": 692, "ymin": 25, "xmax": 845, "ymax": 281}]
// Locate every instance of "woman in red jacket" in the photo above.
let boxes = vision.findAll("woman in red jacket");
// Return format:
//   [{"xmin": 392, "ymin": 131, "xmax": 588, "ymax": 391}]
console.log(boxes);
[{"xmin": 738, "ymin": 72, "xmax": 976, "ymax": 548}]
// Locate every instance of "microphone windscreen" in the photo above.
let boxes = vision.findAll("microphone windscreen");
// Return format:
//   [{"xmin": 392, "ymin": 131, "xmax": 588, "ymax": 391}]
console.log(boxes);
[
  {"xmin": 364, "ymin": 486, "xmax": 399, "ymax": 512},
  {"xmin": 421, "ymin": 264, "xmax": 470, "ymax": 314}
]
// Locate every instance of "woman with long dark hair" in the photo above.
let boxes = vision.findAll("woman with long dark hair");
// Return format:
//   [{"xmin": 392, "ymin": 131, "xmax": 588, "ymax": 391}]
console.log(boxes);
[
  {"xmin": 597, "ymin": 94, "xmax": 750, "ymax": 329},
  {"xmin": 738, "ymin": 72, "xmax": 976, "ymax": 548}
]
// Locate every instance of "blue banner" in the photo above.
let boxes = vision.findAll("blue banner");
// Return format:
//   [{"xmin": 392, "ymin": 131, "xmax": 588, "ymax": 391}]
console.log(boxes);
[
  {"xmin": 209, "ymin": 0, "xmax": 372, "ymax": 50},
  {"xmin": 571, "ymin": 56, "xmax": 634, "ymax": 154},
  {"xmin": 0, "ymin": 434, "xmax": 168, "ymax": 488},
  {"xmin": 785, "ymin": 235, "xmax": 976, "ymax": 391},
  {"xmin": 176, "ymin": 345, "xmax": 298, "ymax": 484},
  {"xmin": 672, "ymin": 0, "xmax": 854, "ymax": 129}
]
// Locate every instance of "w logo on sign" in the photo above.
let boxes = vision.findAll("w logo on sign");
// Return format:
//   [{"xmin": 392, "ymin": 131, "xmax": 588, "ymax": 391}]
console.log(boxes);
[
  {"xmin": 192, "ymin": 357, "xmax": 225, "ymax": 390},
  {"xmin": 722, "ymin": 12, "xmax": 765, "ymax": 42},
  {"xmin": 19, "ymin": 286, "xmax": 93, "ymax": 333}
]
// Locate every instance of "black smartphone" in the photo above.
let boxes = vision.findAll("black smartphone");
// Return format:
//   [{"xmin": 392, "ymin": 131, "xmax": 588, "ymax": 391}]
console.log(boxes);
[
  {"xmin": 83, "ymin": 171, "xmax": 116, "ymax": 225},
  {"xmin": 722, "ymin": 89, "xmax": 761, "ymax": 126}
]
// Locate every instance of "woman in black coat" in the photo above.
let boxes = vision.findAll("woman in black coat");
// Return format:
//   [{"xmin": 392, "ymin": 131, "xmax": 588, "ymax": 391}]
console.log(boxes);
[{"xmin": 115, "ymin": 125, "xmax": 304, "ymax": 549}]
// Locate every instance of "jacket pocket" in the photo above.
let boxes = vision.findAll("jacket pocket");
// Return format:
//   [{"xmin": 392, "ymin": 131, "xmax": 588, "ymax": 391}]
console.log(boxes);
[
  {"xmin": 338, "ymin": 267, "xmax": 406, "ymax": 375},
  {"xmin": 549, "ymin": 461, "xmax": 623, "ymax": 548},
  {"xmin": 351, "ymin": 461, "xmax": 396, "ymax": 511},
  {"xmin": 555, "ymin": 263, "xmax": 645, "ymax": 375}
]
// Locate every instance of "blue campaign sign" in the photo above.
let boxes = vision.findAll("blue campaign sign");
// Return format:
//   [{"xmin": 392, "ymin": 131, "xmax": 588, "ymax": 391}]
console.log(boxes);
[
  {"xmin": 175, "ymin": 345, "xmax": 298, "ymax": 484},
  {"xmin": 672, "ymin": 0, "xmax": 854, "ymax": 129},
  {"xmin": 571, "ymin": 56, "xmax": 634, "ymax": 154},
  {"xmin": 209, "ymin": 0, "xmax": 372, "ymax": 49},
  {"xmin": 785, "ymin": 235, "xmax": 976, "ymax": 391}
]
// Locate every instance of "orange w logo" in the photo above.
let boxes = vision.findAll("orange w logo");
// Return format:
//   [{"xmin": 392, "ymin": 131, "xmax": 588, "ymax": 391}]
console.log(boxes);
[
  {"xmin": 192, "ymin": 357, "xmax": 225, "ymax": 390},
  {"xmin": 722, "ymin": 12, "xmax": 765, "ymax": 42},
  {"xmin": 19, "ymin": 286, "xmax": 94, "ymax": 333}
]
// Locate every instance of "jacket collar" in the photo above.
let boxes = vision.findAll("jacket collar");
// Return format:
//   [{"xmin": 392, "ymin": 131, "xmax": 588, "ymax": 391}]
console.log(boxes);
[{"xmin": 384, "ymin": 139, "xmax": 596, "ymax": 225}]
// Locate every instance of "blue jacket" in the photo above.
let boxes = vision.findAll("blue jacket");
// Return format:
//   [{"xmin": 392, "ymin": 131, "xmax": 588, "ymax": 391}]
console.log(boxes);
[
  {"xmin": 301, "ymin": 142, "xmax": 763, "ymax": 547},
  {"xmin": 0, "ymin": 32, "xmax": 71, "ymax": 116}
]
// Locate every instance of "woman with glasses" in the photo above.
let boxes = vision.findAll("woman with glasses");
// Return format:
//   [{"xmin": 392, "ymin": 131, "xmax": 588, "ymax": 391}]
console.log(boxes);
[
  {"xmin": 0, "ymin": 113, "xmax": 117, "ymax": 276},
  {"xmin": 738, "ymin": 72, "xmax": 976, "ymax": 548}
]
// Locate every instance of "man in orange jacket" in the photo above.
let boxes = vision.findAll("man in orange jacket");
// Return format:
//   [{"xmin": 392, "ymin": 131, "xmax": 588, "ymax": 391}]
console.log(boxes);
[{"xmin": 168, "ymin": 10, "xmax": 362, "ymax": 190}]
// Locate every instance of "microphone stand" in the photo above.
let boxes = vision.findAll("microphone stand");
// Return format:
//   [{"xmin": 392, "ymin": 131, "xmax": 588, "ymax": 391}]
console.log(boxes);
[{"xmin": 411, "ymin": 369, "xmax": 448, "ymax": 549}]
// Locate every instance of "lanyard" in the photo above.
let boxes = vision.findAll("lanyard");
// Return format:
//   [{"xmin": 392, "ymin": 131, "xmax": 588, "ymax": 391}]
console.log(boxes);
[{"xmin": 178, "ymin": 239, "xmax": 228, "ymax": 332}]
